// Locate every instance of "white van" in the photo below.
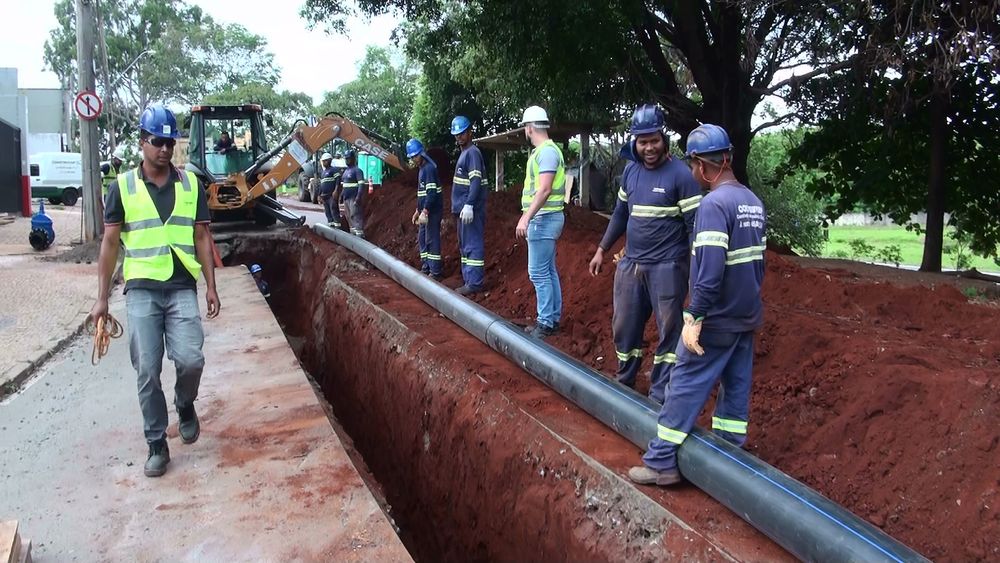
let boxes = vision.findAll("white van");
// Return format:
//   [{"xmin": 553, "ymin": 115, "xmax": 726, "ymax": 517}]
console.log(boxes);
[{"xmin": 29, "ymin": 152, "xmax": 83, "ymax": 206}]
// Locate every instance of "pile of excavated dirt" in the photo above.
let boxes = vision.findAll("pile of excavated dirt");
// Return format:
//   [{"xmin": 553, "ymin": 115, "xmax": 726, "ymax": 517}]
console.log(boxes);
[{"xmin": 359, "ymin": 161, "xmax": 1000, "ymax": 560}]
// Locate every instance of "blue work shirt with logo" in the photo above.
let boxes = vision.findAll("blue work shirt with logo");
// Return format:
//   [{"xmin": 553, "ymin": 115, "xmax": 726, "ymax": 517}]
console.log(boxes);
[
  {"xmin": 417, "ymin": 156, "xmax": 442, "ymax": 213},
  {"xmin": 339, "ymin": 166, "xmax": 365, "ymax": 200},
  {"xmin": 687, "ymin": 182, "xmax": 766, "ymax": 332},
  {"xmin": 452, "ymin": 145, "xmax": 486, "ymax": 214},
  {"xmin": 598, "ymin": 156, "xmax": 702, "ymax": 263}
]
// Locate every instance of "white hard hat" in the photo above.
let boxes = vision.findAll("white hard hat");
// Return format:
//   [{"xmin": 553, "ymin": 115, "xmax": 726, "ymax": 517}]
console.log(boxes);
[
  {"xmin": 321, "ymin": 152, "xmax": 333, "ymax": 161},
  {"xmin": 112, "ymin": 146, "xmax": 127, "ymax": 159},
  {"xmin": 519, "ymin": 105, "xmax": 550, "ymax": 127}
]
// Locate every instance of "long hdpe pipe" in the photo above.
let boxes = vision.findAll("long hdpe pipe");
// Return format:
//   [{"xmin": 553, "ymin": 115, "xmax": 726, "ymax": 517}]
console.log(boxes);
[{"xmin": 313, "ymin": 224, "xmax": 928, "ymax": 563}]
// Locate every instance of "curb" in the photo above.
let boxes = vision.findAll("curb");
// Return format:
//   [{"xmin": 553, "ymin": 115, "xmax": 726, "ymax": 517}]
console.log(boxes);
[{"xmin": 0, "ymin": 309, "xmax": 90, "ymax": 400}]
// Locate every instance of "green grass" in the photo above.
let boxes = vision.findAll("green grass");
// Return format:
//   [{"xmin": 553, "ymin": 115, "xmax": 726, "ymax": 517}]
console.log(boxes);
[{"xmin": 822, "ymin": 225, "xmax": 999, "ymax": 272}]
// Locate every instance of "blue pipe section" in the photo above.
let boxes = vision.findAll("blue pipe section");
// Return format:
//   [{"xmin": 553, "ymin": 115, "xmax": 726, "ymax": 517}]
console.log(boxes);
[{"xmin": 313, "ymin": 224, "xmax": 928, "ymax": 563}]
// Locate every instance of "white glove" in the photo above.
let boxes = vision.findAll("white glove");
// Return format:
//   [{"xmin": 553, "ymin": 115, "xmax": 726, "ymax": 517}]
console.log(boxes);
[
  {"xmin": 460, "ymin": 204, "xmax": 474, "ymax": 225},
  {"xmin": 417, "ymin": 212, "xmax": 429, "ymax": 225},
  {"xmin": 681, "ymin": 312, "xmax": 705, "ymax": 356}
]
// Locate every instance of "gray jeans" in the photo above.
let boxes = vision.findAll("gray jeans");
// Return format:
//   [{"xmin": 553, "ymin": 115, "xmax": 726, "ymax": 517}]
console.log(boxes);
[
  {"xmin": 126, "ymin": 288, "xmax": 205, "ymax": 443},
  {"xmin": 344, "ymin": 195, "xmax": 364, "ymax": 236}
]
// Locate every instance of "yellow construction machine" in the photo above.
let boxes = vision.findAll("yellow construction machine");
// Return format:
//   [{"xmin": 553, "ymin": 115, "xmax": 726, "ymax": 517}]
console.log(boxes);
[{"xmin": 185, "ymin": 106, "xmax": 405, "ymax": 226}]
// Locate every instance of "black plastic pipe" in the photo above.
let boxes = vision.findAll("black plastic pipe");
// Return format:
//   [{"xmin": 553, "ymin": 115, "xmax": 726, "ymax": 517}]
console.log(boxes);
[{"xmin": 313, "ymin": 224, "xmax": 928, "ymax": 563}]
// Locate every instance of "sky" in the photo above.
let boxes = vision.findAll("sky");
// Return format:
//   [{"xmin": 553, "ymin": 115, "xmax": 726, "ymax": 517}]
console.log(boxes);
[{"xmin": 1, "ymin": 0, "xmax": 400, "ymax": 104}]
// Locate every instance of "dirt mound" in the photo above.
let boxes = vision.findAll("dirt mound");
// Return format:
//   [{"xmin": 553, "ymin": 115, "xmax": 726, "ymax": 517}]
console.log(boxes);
[{"xmin": 362, "ymin": 170, "xmax": 1000, "ymax": 560}]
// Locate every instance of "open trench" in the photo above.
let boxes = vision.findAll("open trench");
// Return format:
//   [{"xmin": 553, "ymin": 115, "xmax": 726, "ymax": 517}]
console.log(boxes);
[{"xmin": 226, "ymin": 230, "xmax": 786, "ymax": 562}]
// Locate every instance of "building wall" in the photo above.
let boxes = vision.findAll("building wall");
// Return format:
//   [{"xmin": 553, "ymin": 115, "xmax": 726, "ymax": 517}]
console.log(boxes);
[{"xmin": 19, "ymin": 88, "xmax": 66, "ymax": 135}]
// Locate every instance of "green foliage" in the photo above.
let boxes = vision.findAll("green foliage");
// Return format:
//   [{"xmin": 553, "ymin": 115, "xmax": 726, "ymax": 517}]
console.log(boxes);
[
  {"xmin": 962, "ymin": 286, "xmax": 983, "ymax": 300},
  {"xmin": 948, "ymin": 231, "xmax": 974, "ymax": 271},
  {"xmin": 848, "ymin": 239, "xmax": 876, "ymax": 260},
  {"xmin": 823, "ymin": 226, "xmax": 999, "ymax": 271},
  {"xmin": 303, "ymin": 0, "xmax": 878, "ymax": 182},
  {"xmin": 831, "ymin": 249, "xmax": 850, "ymax": 259},
  {"xmin": 317, "ymin": 47, "xmax": 416, "ymax": 145},
  {"xmin": 874, "ymin": 244, "xmax": 902, "ymax": 267},
  {"xmin": 747, "ymin": 130, "xmax": 825, "ymax": 256},
  {"xmin": 203, "ymin": 83, "xmax": 314, "ymax": 146},
  {"xmin": 408, "ymin": 61, "xmax": 488, "ymax": 148},
  {"xmin": 791, "ymin": 60, "xmax": 1000, "ymax": 268},
  {"xmin": 44, "ymin": 0, "xmax": 279, "ymax": 148}
]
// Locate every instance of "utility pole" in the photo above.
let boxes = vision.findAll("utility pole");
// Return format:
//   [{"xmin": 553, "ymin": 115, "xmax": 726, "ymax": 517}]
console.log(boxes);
[
  {"xmin": 95, "ymin": 0, "xmax": 115, "ymax": 152},
  {"xmin": 76, "ymin": 0, "xmax": 102, "ymax": 242}
]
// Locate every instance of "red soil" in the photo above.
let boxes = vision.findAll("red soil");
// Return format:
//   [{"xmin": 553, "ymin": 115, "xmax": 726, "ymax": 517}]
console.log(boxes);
[{"xmin": 363, "ymin": 157, "xmax": 1000, "ymax": 561}]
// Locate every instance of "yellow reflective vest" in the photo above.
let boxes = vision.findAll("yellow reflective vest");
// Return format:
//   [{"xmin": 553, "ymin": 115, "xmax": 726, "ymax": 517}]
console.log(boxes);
[
  {"xmin": 521, "ymin": 139, "xmax": 565, "ymax": 213},
  {"xmin": 117, "ymin": 169, "xmax": 202, "ymax": 282}
]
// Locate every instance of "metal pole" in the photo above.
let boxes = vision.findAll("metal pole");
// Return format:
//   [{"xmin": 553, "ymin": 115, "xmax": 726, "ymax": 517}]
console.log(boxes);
[
  {"xmin": 76, "ymin": 0, "xmax": 102, "ymax": 242},
  {"xmin": 95, "ymin": 0, "xmax": 115, "ymax": 152}
]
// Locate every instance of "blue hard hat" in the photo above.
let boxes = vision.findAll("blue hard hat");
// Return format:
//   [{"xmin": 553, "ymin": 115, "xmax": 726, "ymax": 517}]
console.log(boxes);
[
  {"xmin": 250, "ymin": 264, "xmax": 262, "ymax": 274},
  {"xmin": 684, "ymin": 124, "xmax": 733, "ymax": 159},
  {"xmin": 406, "ymin": 138, "xmax": 425, "ymax": 159},
  {"xmin": 139, "ymin": 104, "xmax": 180, "ymax": 139},
  {"xmin": 619, "ymin": 140, "xmax": 637, "ymax": 162},
  {"xmin": 450, "ymin": 115, "xmax": 471, "ymax": 135},
  {"xmin": 630, "ymin": 104, "xmax": 665, "ymax": 136},
  {"xmin": 344, "ymin": 149, "xmax": 357, "ymax": 160}
]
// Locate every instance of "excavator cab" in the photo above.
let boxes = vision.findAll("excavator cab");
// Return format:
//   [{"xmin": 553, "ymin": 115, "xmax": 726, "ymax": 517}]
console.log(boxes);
[{"xmin": 186, "ymin": 104, "xmax": 270, "ymax": 182}]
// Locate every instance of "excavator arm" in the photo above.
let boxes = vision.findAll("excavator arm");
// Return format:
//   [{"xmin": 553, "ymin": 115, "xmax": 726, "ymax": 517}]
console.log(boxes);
[{"xmin": 206, "ymin": 113, "xmax": 406, "ymax": 210}]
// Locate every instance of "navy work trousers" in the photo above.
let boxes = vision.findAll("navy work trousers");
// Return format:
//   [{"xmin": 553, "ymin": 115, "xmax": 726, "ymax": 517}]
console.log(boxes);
[
  {"xmin": 418, "ymin": 209, "xmax": 443, "ymax": 276},
  {"xmin": 612, "ymin": 257, "xmax": 688, "ymax": 403},
  {"xmin": 642, "ymin": 330, "xmax": 755, "ymax": 472},
  {"xmin": 456, "ymin": 207, "xmax": 485, "ymax": 289}
]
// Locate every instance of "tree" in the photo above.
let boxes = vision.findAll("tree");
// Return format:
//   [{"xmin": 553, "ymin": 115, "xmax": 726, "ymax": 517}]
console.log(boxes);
[
  {"xmin": 301, "ymin": 0, "xmax": 885, "ymax": 182},
  {"xmin": 316, "ymin": 46, "xmax": 417, "ymax": 142},
  {"xmin": 789, "ymin": 1, "xmax": 1000, "ymax": 271},
  {"xmin": 747, "ymin": 129, "xmax": 826, "ymax": 257},
  {"xmin": 791, "ymin": 61, "xmax": 1000, "ymax": 268},
  {"xmin": 44, "ymin": 0, "xmax": 279, "ymax": 149}
]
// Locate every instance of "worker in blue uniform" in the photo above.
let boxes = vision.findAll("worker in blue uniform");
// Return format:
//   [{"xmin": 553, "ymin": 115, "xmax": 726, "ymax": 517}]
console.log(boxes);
[
  {"xmin": 629, "ymin": 123, "xmax": 767, "ymax": 486},
  {"xmin": 450, "ymin": 115, "xmax": 487, "ymax": 295},
  {"xmin": 407, "ymin": 138, "xmax": 443, "ymax": 279},
  {"xmin": 589, "ymin": 104, "xmax": 702, "ymax": 403},
  {"xmin": 318, "ymin": 152, "xmax": 342, "ymax": 228},
  {"xmin": 339, "ymin": 149, "xmax": 366, "ymax": 238}
]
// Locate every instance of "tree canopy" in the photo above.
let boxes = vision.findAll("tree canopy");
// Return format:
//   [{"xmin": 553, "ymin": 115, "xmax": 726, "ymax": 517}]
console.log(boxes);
[
  {"xmin": 45, "ymin": 0, "xmax": 280, "ymax": 147},
  {"xmin": 316, "ymin": 46, "xmax": 417, "ymax": 144}
]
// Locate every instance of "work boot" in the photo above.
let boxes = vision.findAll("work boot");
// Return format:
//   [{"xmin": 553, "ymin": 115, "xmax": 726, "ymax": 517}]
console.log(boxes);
[
  {"xmin": 144, "ymin": 439, "xmax": 170, "ymax": 477},
  {"xmin": 456, "ymin": 285, "xmax": 482, "ymax": 296},
  {"xmin": 528, "ymin": 323, "xmax": 557, "ymax": 339},
  {"xmin": 627, "ymin": 465, "xmax": 682, "ymax": 486},
  {"xmin": 178, "ymin": 404, "xmax": 200, "ymax": 444},
  {"xmin": 524, "ymin": 321, "xmax": 560, "ymax": 333}
]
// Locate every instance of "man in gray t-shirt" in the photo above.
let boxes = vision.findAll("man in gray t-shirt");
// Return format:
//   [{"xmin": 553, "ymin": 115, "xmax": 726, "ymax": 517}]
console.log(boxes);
[{"xmin": 515, "ymin": 105, "xmax": 567, "ymax": 340}]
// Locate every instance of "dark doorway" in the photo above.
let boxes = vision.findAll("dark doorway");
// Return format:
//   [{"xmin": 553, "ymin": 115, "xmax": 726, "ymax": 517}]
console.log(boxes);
[{"xmin": 0, "ymin": 116, "xmax": 23, "ymax": 215}]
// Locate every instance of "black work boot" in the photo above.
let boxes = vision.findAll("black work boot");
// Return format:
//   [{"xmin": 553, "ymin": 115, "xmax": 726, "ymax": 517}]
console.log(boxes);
[
  {"xmin": 178, "ymin": 404, "xmax": 200, "ymax": 444},
  {"xmin": 144, "ymin": 439, "xmax": 170, "ymax": 477}
]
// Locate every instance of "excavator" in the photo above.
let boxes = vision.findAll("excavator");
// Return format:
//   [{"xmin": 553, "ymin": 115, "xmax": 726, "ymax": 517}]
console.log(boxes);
[{"xmin": 185, "ymin": 105, "xmax": 406, "ymax": 227}]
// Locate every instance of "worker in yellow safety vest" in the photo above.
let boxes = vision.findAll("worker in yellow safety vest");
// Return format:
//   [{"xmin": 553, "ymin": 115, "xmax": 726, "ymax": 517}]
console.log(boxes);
[
  {"xmin": 515, "ymin": 105, "xmax": 566, "ymax": 339},
  {"xmin": 101, "ymin": 145, "xmax": 127, "ymax": 199},
  {"xmin": 87, "ymin": 104, "xmax": 220, "ymax": 479}
]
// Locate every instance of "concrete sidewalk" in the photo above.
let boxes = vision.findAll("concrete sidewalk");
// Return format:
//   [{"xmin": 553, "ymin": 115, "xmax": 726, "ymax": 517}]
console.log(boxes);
[
  {"xmin": 0, "ymin": 204, "xmax": 94, "ymax": 395},
  {"xmin": 0, "ymin": 255, "xmax": 95, "ymax": 395},
  {"xmin": 0, "ymin": 204, "xmax": 83, "ymax": 256},
  {"xmin": 0, "ymin": 268, "xmax": 411, "ymax": 561}
]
